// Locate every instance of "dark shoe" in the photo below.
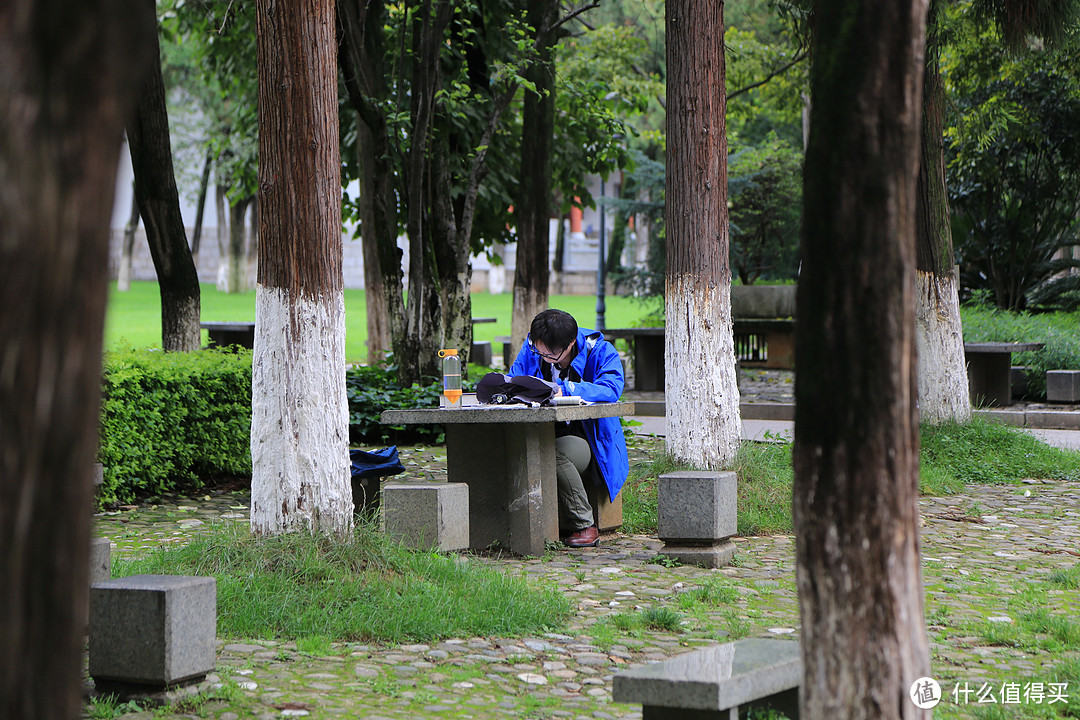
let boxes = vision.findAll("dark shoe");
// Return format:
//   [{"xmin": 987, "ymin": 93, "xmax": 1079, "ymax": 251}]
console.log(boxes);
[{"xmin": 564, "ymin": 525, "xmax": 599, "ymax": 548}]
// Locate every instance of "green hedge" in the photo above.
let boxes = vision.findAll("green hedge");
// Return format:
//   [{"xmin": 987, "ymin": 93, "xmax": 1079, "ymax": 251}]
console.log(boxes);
[
  {"xmin": 97, "ymin": 352, "xmax": 464, "ymax": 505},
  {"xmin": 98, "ymin": 348, "xmax": 253, "ymax": 505}
]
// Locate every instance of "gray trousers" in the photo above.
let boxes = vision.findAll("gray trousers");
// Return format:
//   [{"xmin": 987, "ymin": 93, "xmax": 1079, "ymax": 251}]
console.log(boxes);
[{"xmin": 556, "ymin": 434, "xmax": 595, "ymax": 532}]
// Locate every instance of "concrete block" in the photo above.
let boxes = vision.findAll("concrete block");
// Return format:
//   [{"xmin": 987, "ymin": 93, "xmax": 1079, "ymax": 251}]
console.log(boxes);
[
  {"xmin": 93, "ymin": 462, "xmax": 104, "ymax": 487},
  {"xmin": 1047, "ymin": 370, "xmax": 1080, "ymax": 403},
  {"xmin": 89, "ymin": 537, "xmax": 111, "ymax": 585},
  {"xmin": 586, "ymin": 483, "xmax": 623, "ymax": 532},
  {"xmin": 89, "ymin": 575, "xmax": 216, "ymax": 686},
  {"xmin": 658, "ymin": 471, "xmax": 737, "ymax": 543},
  {"xmin": 659, "ymin": 540, "xmax": 736, "ymax": 569},
  {"xmin": 384, "ymin": 482, "xmax": 470, "ymax": 551}
]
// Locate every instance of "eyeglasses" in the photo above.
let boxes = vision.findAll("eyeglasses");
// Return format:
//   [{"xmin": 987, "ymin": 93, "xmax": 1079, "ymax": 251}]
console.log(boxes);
[{"xmin": 528, "ymin": 338, "xmax": 566, "ymax": 363}]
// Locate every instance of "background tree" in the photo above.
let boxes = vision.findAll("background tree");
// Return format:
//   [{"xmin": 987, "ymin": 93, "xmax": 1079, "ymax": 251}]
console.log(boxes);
[
  {"xmin": 794, "ymin": 0, "xmax": 932, "ymax": 716},
  {"xmin": 511, "ymin": 0, "xmax": 560, "ymax": 350},
  {"xmin": 664, "ymin": 0, "xmax": 742, "ymax": 468},
  {"xmin": 0, "ymin": 1, "xmax": 150, "ymax": 717},
  {"xmin": 944, "ymin": 3, "xmax": 1080, "ymax": 311},
  {"xmin": 914, "ymin": 0, "xmax": 970, "ymax": 424},
  {"xmin": 127, "ymin": 0, "xmax": 202, "ymax": 352},
  {"xmin": 166, "ymin": 0, "xmax": 260, "ymax": 295},
  {"xmin": 728, "ymin": 132, "xmax": 803, "ymax": 285},
  {"xmin": 250, "ymin": 0, "xmax": 353, "ymax": 536}
]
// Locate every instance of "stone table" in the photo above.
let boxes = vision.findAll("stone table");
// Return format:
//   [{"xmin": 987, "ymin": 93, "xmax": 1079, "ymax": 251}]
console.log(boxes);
[
  {"xmin": 964, "ymin": 342, "xmax": 1044, "ymax": 407},
  {"xmin": 380, "ymin": 401, "xmax": 635, "ymax": 556}
]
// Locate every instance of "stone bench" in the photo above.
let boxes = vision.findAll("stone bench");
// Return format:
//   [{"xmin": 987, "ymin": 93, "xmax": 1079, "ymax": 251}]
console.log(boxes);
[
  {"xmin": 200, "ymin": 321, "xmax": 255, "ymax": 350},
  {"xmin": 657, "ymin": 470, "xmax": 737, "ymax": 568},
  {"xmin": 89, "ymin": 575, "xmax": 216, "ymax": 691},
  {"xmin": 613, "ymin": 638, "xmax": 802, "ymax": 719},
  {"xmin": 1047, "ymin": 370, "xmax": 1080, "ymax": 403},
  {"xmin": 494, "ymin": 335, "xmax": 513, "ymax": 368},
  {"xmin": 383, "ymin": 482, "xmax": 469, "ymax": 551}
]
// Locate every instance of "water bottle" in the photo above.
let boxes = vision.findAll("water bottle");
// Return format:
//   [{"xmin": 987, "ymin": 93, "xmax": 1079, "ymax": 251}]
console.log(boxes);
[{"xmin": 439, "ymin": 349, "xmax": 462, "ymax": 409}]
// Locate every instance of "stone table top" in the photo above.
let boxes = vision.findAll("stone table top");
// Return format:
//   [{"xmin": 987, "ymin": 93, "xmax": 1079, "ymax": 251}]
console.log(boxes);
[
  {"xmin": 964, "ymin": 342, "xmax": 1044, "ymax": 353},
  {"xmin": 381, "ymin": 401, "xmax": 636, "ymax": 425}
]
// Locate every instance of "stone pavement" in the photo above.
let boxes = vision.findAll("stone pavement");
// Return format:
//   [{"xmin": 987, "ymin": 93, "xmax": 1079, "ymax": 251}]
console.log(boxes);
[{"xmin": 88, "ymin": 431, "xmax": 1080, "ymax": 720}]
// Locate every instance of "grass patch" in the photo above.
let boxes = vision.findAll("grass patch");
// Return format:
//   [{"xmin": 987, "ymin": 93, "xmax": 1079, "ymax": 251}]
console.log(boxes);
[
  {"xmin": 733, "ymin": 441, "xmax": 794, "ymax": 535},
  {"xmin": 113, "ymin": 521, "xmax": 571, "ymax": 644},
  {"xmin": 920, "ymin": 416, "xmax": 1080, "ymax": 492},
  {"xmin": 105, "ymin": 282, "xmax": 656, "ymax": 363},
  {"xmin": 676, "ymin": 576, "xmax": 742, "ymax": 609},
  {"xmin": 1048, "ymin": 564, "xmax": 1080, "ymax": 590},
  {"xmin": 622, "ymin": 417, "xmax": 1080, "ymax": 537}
]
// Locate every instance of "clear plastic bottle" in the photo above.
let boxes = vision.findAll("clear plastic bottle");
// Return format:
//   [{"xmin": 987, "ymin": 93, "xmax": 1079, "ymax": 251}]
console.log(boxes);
[{"xmin": 439, "ymin": 349, "xmax": 462, "ymax": 409}]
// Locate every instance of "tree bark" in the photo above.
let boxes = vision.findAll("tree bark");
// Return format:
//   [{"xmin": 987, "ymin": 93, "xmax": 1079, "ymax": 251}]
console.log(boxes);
[
  {"xmin": 794, "ymin": 0, "xmax": 932, "ymax": 716},
  {"xmin": 915, "ymin": 13, "xmax": 970, "ymax": 424},
  {"xmin": 117, "ymin": 185, "xmax": 140, "ymax": 291},
  {"xmin": 511, "ymin": 0, "xmax": 558, "ymax": 352},
  {"xmin": 126, "ymin": 0, "xmax": 201, "ymax": 352},
  {"xmin": 664, "ymin": 0, "xmax": 741, "ymax": 468},
  {"xmin": 252, "ymin": 0, "xmax": 352, "ymax": 537},
  {"xmin": 191, "ymin": 147, "xmax": 213, "ymax": 256},
  {"xmin": 0, "ymin": 1, "xmax": 150, "ymax": 718}
]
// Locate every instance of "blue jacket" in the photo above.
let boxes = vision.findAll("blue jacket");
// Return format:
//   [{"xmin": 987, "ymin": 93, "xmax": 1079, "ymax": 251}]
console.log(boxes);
[{"xmin": 510, "ymin": 327, "xmax": 629, "ymax": 501}]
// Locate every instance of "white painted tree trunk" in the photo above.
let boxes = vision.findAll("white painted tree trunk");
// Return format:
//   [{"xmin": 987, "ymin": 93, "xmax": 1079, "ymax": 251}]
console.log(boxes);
[
  {"xmin": 665, "ymin": 277, "xmax": 742, "ymax": 468},
  {"xmin": 250, "ymin": 286, "xmax": 353, "ymax": 536},
  {"xmin": 915, "ymin": 270, "xmax": 971, "ymax": 424}
]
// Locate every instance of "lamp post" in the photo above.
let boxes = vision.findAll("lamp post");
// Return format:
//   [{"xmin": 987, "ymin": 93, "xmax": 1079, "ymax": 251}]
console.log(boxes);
[{"xmin": 596, "ymin": 176, "xmax": 606, "ymax": 331}]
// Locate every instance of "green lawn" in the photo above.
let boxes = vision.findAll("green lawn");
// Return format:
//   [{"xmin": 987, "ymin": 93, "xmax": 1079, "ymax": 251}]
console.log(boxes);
[{"xmin": 105, "ymin": 281, "xmax": 661, "ymax": 363}]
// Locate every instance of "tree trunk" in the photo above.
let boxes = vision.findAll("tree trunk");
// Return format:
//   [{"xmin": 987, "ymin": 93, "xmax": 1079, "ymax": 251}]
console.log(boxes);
[
  {"xmin": 223, "ymin": 195, "xmax": 253, "ymax": 293},
  {"xmin": 794, "ymin": 0, "xmax": 932, "ymax": 716},
  {"xmin": 337, "ymin": 0, "xmax": 405, "ymax": 367},
  {"xmin": 117, "ymin": 185, "xmax": 140, "ymax": 291},
  {"xmin": 915, "ymin": 14, "xmax": 970, "ymax": 424},
  {"xmin": 511, "ymin": 0, "xmax": 558, "ymax": 352},
  {"xmin": 215, "ymin": 183, "xmax": 229, "ymax": 289},
  {"xmin": 357, "ymin": 122, "xmax": 392, "ymax": 365},
  {"xmin": 252, "ymin": 0, "xmax": 352, "ymax": 537},
  {"xmin": 0, "ymin": 1, "xmax": 149, "ymax": 718},
  {"xmin": 126, "ymin": 0, "xmax": 201, "ymax": 352},
  {"xmin": 664, "ymin": 0, "xmax": 741, "ymax": 468},
  {"xmin": 191, "ymin": 147, "xmax": 213, "ymax": 256},
  {"xmin": 399, "ymin": 0, "xmax": 449, "ymax": 383}
]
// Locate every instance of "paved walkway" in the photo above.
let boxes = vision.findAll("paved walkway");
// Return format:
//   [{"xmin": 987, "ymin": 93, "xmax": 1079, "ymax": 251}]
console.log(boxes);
[
  {"xmin": 89, "ymin": 431, "xmax": 1080, "ymax": 719},
  {"xmin": 628, "ymin": 368, "xmax": 1080, "ymax": 449}
]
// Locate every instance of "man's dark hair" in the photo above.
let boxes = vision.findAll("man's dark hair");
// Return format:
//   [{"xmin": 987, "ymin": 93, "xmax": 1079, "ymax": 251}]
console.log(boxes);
[{"xmin": 530, "ymin": 309, "xmax": 578, "ymax": 350}]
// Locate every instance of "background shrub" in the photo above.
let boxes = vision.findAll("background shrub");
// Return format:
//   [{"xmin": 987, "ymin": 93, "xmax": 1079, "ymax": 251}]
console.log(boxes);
[{"xmin": 98, "ymin": 348, "xmax": 253, "ymax": 505}]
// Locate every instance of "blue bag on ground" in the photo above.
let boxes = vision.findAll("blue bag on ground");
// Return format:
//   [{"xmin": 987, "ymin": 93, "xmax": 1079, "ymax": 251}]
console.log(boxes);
[{"xmin": 350, "ymin": 446, "xmax": 405, "ymax": 516}]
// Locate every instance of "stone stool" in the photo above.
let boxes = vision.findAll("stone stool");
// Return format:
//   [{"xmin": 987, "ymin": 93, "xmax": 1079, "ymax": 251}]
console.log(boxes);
[
  {"xmin": 89, "ymin": 575, "xmax": 216, "ymax": 690},
  {"xmin": 1047, "ymin": 370, "xmax": 1080, "ymax": 403},
  {"xmin": 384, "ymin": 482, "xmax": 469, "ymax": 551},
  {"xmin": 657, "ymin": 470, "xmax": 737, "ymax": 568}
]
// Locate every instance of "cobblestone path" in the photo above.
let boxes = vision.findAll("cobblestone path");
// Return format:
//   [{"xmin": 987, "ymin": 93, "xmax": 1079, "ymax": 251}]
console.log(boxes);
[{"xmin": 87, "ymin": 437, "xmax": 1080, "ymax": 720}]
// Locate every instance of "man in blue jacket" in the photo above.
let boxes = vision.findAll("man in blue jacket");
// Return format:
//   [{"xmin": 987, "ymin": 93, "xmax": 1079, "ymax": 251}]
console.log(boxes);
[{"xmin": 509, "ymin": 309, "xmax": 630, "ymax": 548}]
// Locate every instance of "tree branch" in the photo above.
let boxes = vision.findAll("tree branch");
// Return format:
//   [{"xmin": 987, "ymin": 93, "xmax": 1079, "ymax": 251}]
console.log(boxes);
[{"xmin": 726, "ymin": 50, "xmax": 809, "ymax": 102}]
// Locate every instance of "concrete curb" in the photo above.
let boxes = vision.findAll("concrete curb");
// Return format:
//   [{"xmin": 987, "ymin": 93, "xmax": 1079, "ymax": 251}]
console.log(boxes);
[{"xmin": 630, "ymin": 400, "xmax": 1080, "ymax": 431}]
